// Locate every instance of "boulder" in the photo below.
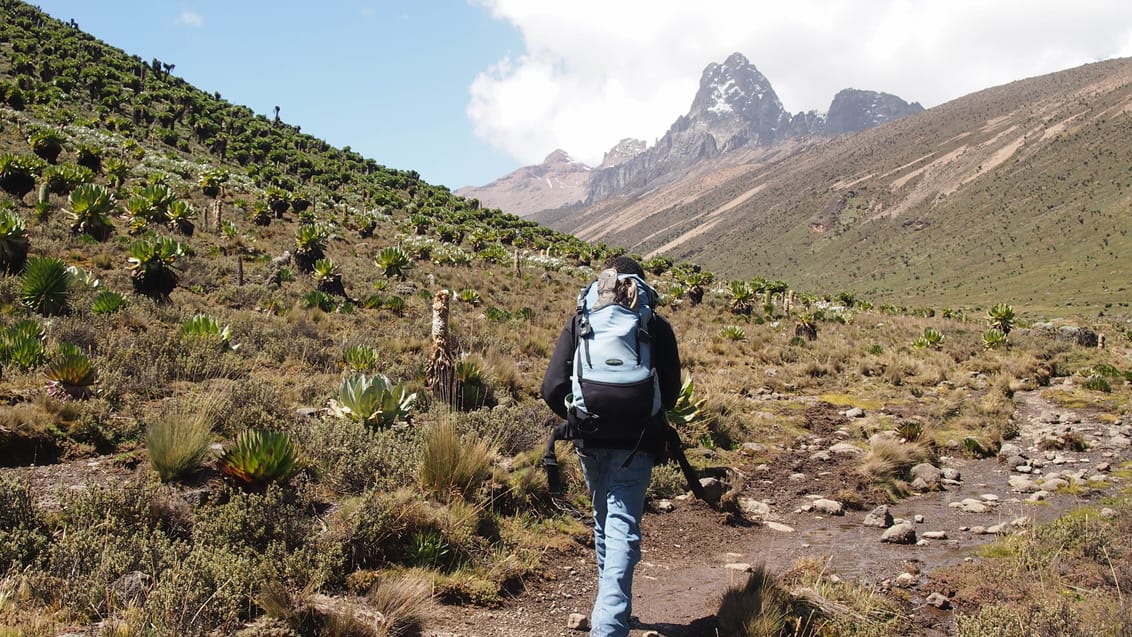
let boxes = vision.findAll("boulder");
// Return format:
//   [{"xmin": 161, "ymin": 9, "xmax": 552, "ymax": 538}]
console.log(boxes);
[
  {"xmin": 863, "ymin": 505, "xmax": 893, "ymax": 528},
  {"xmin": 811, "ymin": 498, "xmax": 844, "ymax": 516},
  {"xmin": 881, "ymin": 523, "xmax": 917, "ymax": 544}
]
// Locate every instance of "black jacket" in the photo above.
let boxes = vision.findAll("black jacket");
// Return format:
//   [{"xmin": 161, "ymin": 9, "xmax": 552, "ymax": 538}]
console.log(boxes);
[{"xmin": 540, "ymin": 311, "xmax": 682, "ymax": 450}]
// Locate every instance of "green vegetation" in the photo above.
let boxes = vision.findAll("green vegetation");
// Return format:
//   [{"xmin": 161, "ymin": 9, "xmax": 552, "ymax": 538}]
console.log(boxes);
[{"xmin": 0, "ymin": 3, "xmax": 1130, "ymax": 635}]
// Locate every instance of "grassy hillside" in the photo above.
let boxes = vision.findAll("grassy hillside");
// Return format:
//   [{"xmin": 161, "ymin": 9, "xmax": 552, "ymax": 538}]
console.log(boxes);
[
  {"xmin": 2, "ymin": 2, "xmax": 1132, "ymax": 635},
  {"xmin": 537, "ymin": 58, "xmax": 1132, "ymax": 320}
]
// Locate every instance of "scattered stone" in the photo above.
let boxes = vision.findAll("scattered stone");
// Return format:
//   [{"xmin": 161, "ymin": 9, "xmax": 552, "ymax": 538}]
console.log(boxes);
[
  {"xmin": 765, "ymin": 522, "xmax": 795, "ymax": 533},
  {"xmin": 1026, "ymin": 491, "xmax": 1050, "ymax": 502},
  {"xmin": 810, "ymin": 451, "xmax": 833, "ymax": 462},
  {"xmin": 894, "ymin": 572, "xmax": 917, "ymax": 588},
  {"xmin": 922, "ymin": 531, "xmax": 948, "ymax": 540},
  {"xmin": 941, "ymin": 467, "xmax": 962, "ymax": 481},
  {"xmin": 829, "ymin": 442, "xmax": 863, "ymax": 456},
  {"xmin": 1088, "ymin": 475, "xmax": 1108, "ymax": 484},
  {"xmin": 1101, "ymin": 508, "xmax": 1117, "ymax": 519},
  {"xmin": 911, "ymin": 463, "xmax": 942, "ymax": 488},
  {"xmin": 1015, "ymin": 465, "xmax": 1033, "ymax": 474},
  {"xmin": 970, "ymin": 526, "xmax": 987, "ymax": 535},
  {"xmin": 699, "ymin": 478, "xmax": 726, "ymax": 503},
  {"xmin": 294, "ymin": 407, "xmax": 321, "ymax": 419},
  {"xmin": 788, "ymin": 473, "xmax": 807, "ymax": 482},
  {"xmin": 863, "ymin": 505, "xmax": 894, "ymax": 528},
  {"xmin": 881, "ymin": 523, "xmax": 917, "ymax": 544},
  {"xmin": 1011, "ymin": 517, "xmax": 1032, "ymax": 528},
  {"xmin": 985, "ymin": 522, "xmax": 1010, "ymax": 535},
  {"xmin": 845, "ymin": 407, "xmax": 865, "ymax": 418},
  {"xmin": 812, "ymin": 499, "xmax": 844, "ymax": 516},
  {"xmin": 655, "ymin": 500, "xmax": 675, "ymax": 513},
  {"xmin": 742, "ymin": 442, "xmax": 768, "ymax": 455},
  {"xmin": 980, "ymin": 494, "xmax": 1000, "ymax": 502},
  {"xmin": 567, "ymin": 613, "xmax": 589, "ymax": 631},
  {"xmin": 952, "ymin": 499, "xmax": 989, "ymax": 514},
  {"xmin": 1040, "ymin": 478, "xmax": 1068, "ymax": 491},
  {"xmin": 925, "ymin": 592, "xmax": 951, "ymax": 610},
  {"xmin": 110, "ymin": 571, "xmax": 151, "ymax": 606},
  {"xmin": 914, "ymin": 514, "xmax": 925, "ymax": 524},
  {"xmin": 999, "ymin": 443, "xmax": 1022, "ymax": 458},
  {"xmin": 1096, "ymin": 462, "xmax": 1111, "ymax": 472},
  {"xmin": 738, "ymin": 498, "xmax": 771, "ymax": 517},
  {"xmin": 1008, "ymin": 476, "xmax": 1040, "ymax": 492}
]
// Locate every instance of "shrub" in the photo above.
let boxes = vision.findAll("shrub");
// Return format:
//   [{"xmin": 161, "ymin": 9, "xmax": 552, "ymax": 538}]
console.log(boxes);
[
  {"xmin": 146, "ymin": 395, "xmax": 217, "ymax": 482},
  {"xmin": 0, "ymin": 152, "xmax": 44, "ymax": 198},
  {"xmin": 0, "ymin": 476, "xmax": 49, "ymax": 574},
  {"xmin": 218, "ymin": 429, "xmax": 301, "ymax": 490},
  {"xmin": 21, "ymin": 256, "xmax": 72, "ymax": 316},
  {"xmin": 330, "ymin": 374, "xmax": 417, "ymax": 429},
  {"xmin": 418, "ymin": 420, "xmax": 496, "ymax": 502},
  {"xmin": 1082, "ymin": 375, "xmax": 1111, "ymax": 393}
]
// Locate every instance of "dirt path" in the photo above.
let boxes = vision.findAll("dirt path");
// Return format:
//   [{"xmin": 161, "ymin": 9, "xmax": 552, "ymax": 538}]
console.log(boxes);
[{"xmin": 427, "ymin": 384, "xmax": 1131, "ymax": 636}]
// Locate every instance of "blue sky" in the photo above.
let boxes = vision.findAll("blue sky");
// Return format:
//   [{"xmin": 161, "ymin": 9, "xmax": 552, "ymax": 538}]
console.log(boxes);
[
  {"xmin": 32, "ymin": 1, "xmax": 525, "ymax": 190},
  {"xmin": 29, "ymin": 1, "xmax": 1132, "ymax": 192}
]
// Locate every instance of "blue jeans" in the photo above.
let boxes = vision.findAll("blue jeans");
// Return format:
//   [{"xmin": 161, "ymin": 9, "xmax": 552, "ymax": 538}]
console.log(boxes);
[{"xmin": 577, "ymin": 447, "xmax": 653, "ymax": 637}]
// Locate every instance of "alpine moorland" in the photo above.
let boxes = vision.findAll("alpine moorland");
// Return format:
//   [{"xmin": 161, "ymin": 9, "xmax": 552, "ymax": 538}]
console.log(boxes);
[{"xmin": 1, "ymin": 2, "xmax": 1131, "ymax": 636}]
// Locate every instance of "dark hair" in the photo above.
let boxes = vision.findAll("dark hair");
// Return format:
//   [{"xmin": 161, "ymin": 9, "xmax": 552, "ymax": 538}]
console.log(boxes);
[{"xmin": 605, "ymin": 255, "xmax": 645, "ymax": 277}]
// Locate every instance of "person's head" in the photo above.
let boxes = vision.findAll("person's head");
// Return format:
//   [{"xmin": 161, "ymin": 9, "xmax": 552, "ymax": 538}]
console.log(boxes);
[{"xmin": 605, "ymin": 255, "xmax": 645, "ymax": 278}]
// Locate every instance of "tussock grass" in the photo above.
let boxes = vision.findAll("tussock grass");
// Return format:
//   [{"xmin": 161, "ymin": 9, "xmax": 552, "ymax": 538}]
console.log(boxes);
[
  {"xmin": 368, "ymin": 573, "xmax": 434, "ymax": 637},
  {"xmin": 418, "ymin": 418, "xmax": 496, "ymax": 503},
  {"xmin": 716, "ymin": 564, "xmax": 792, "ymax": 637},
  {"xmin": 145, "ymin": 392, "xmax": 220, "ymax": 482},
  {"xmin": 857, "ymin": 435, "xmax": 934, "ymax": 487}
]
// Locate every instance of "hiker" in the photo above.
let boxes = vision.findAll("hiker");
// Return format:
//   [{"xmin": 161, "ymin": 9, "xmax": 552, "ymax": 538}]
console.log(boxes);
[{"xmin": 541, "ymin": 255, "xmax": 683, "ymax": 637}]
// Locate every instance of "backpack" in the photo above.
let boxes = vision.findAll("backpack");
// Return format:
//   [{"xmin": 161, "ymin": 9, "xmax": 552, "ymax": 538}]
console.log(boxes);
[{"xmin": 565, "ymin": 268, "xmax": 661, "ymax": 439}]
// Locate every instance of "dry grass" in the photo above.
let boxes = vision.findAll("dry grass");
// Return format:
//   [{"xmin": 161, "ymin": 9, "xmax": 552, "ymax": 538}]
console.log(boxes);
[
  {"xmin": 857, "ymin": 436, "xmax": 934, "ymax": 485},
  {"xmin": 368, "ymin": 573, "xmax": 435, "ymax": 637}
]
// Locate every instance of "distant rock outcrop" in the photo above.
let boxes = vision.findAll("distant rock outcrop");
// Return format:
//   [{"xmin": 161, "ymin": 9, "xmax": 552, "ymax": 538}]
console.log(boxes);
[
  {"xmin": 455, "ymin": 149, "xmax": 590, "ymax": 217},
  {"xmin": 823, "ymin": 88, "xmax": 923, "ymax": 136}
]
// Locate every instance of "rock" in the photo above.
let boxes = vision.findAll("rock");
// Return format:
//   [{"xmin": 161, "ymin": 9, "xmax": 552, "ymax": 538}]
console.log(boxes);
[
  {"xmin": 940, "ymin": 467, "xmax": 962, "ymax": 481},
  {"xmin": 863, "ymin": 505, "xmax": 894, "ymax": 528},
  {"xmin": 1057, "ymin": 325, "xmax": 1098, "ymax": 347},
  {"xmin": 765, "ymin": 521, "xmax": 795, "ymax": 533},
  {"xmin": 567, "ymin": 613, "xmax": 590, "ymax": 630},
  {"xmin": 913, "ymin": 514, "xmax": 925, "ymax": 524},
  {"xmin": 738, "ymin": 498, "xmax": 771, "ymax": 517},
  {"xmin": 1008, "ymin": 476, "xmax": 1040, "ymax": 492},
  {"xmin": 724, "ymin": 563, "xmax": 753, "ymax": 573},
  {"xmin": 788, "ymin": 473, "xmax": 807, "ymax": 482},
  {"xmin": 1026, "ymin": 490, "xmax": 1051, "ymax": 502},
  {"xmin": 910, "ymin": 477, "xmax": 930, "ymax": 492},
  {"xmin": 1088, "ymin": 474, "xmax": 1108, "ymax": 484},
  {"xmin": 970, "ymin": 526, "xmax": 987, "ymax": 535},
  {"xmin": 999, "ymin": 443, "xmax": 1022, "ymax": 458},
  {"xmin": 294, "ymin": 407, "xmax": 321, "ymax": 419},
  {"xmin": 953, "ymin": 499, "xmax": 988, "ymax": 514},
  {"xmin": 1039, "ymin": 478, "xmax": 1069, "ymax": 491},
  {"xmin": 812, "ymin": 499, "xmax": 844, "ymax": 516},
  {"xmin": 741, "ymin": 442, "xmax": 768, "ymax": 455},
  {"xmin": 699, "ymin": 477, "xmax": 726, "ymax": 503},
  {"xmin": 845, "ymin": 407, "xmax": 865, "ymax": 418},
  {"xmin": 829, "ymin": 442, "xmax": 864, "ymax": 456},
  {"xmin": 1011, "ymin": 516, "xmax": 1032, "ymax": 528},
  {"xmin": 986, "ymin": 522, "xmax": 1010, "ymax": 535},
  {"xmin": 1015, "ymin": 465, "xmax": 1033, "ymax": 474},
  {"xmin": 1101, "ymin": 508, "xmax": 1117, "ymax": 519},
  {"xmin": 655, "ymin": 499, "xmax": 675, "ymax": 513},
  {"xmin": 910, "ymin": 463, "xmax": 942, "ymax": 488},
  {"xmin": 980, "ymin": 494, "xmax": 1000, "ymax": 502},
  {"xmin": 110, "ymin": 571, "xmax": 152, "ymax": 606},
  {"xmin": 922, "ymin": 531, "xmax": 948, "ymax": 540},
  {"xmin": 925, "ymin": 592, "xmax": 951, "ymax": 609},
  {"xmin": 881, "ymin": 523, "xmax": 917, "ymax": 544},
  {"xmin": 894, "ymin": 572, "xmax": 917, "ymax": 588},
  {"xmin": 809, "ymin": 450, "xmax": 833, "ymax": 462}
]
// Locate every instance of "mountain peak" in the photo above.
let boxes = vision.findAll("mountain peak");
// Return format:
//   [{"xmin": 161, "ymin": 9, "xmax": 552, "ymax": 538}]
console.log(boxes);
[{"xmin": 542, "ymin": 149, "xmax": 575, "ymax": 164}]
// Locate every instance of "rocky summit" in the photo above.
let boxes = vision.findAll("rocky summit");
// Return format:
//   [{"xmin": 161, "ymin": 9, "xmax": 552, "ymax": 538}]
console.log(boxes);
[{"xmin": 459, "ymin": 52, "xmax": 922, "ymax": 216}]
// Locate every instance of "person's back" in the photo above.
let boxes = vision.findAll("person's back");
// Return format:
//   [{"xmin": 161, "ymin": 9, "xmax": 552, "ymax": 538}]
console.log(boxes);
[{"xmin": 541, "ymin": 256, "xmax": 682, "ymax": 637}]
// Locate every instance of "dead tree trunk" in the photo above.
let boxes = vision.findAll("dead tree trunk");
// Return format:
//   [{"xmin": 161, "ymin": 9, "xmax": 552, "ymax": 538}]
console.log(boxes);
[{"xmin": 425, "ymin": 289, "xmax": 455, "ymax": 408}]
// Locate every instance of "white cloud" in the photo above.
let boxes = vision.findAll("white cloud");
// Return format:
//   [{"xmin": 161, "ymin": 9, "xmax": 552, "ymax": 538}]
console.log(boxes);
[
  {"xmin": 176, "ymin": 9, "xmax": 203, "ymax": 28},
  {"xmin": 468, "ymin": 0, "xmax": 1132, "ymax": 167}
]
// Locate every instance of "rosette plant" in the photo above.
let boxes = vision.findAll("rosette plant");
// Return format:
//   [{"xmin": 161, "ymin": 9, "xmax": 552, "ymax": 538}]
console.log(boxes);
[
  {"xmin": 67, "ymin": 183, "xmax": 116, "ymax": 240},
  {"xmin": 127, "ymin": 235, "xmax": 184, "ymax": 298},
  {"xmin": 218, "ymin": 429, "xmax": 300, "ymax": 491},
  {"xmin": 0, "ymin": 207, "xmax": 29, "ymax": 274},
  {"xmin": 21, "ymin": 256, "xmax": 72, "ymax": 316},
  {"xmin": 330, "ymin": 373, "xmax": 417, "ymax": 429}
]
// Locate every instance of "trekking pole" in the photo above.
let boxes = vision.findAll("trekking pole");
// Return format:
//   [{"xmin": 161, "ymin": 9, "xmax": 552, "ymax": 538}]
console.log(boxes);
[{"xmin": 666, "ymin": 423, "xmax": 713, "ymax": 507}]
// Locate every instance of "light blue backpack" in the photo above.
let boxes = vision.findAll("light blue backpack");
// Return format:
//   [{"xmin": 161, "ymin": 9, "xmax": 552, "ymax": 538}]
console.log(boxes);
[{"xmin": 566, "ymin": 268, "xmax": 661, "ymax": 438}]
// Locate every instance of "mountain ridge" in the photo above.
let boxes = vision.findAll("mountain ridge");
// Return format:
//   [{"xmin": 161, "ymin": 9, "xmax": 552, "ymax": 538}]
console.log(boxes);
[{"xmin": 457, "ymin": 52, "xmax": 923, "ymax": 216}]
